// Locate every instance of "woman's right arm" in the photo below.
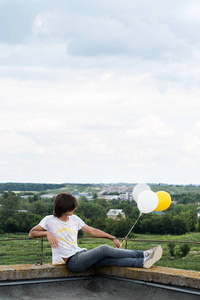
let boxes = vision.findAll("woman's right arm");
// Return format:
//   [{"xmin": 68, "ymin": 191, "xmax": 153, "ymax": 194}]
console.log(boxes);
[
  {"xmin": 29, "ymin": 225, "xmax": 58, "ymax": 248},
  {"xmin": 29, "ymin": 225, "xmax": 48, "ymax": 238}
]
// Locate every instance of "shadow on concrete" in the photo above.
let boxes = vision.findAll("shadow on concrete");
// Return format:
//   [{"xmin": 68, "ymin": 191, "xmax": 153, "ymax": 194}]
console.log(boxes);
[{"xmin": 0, "ymin": 276, "xmax": 199, "ymax": 300}]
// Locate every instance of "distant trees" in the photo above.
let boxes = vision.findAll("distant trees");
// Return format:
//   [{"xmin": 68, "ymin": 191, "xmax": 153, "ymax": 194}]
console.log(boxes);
[
  {"xmin": 93, "ymin": 192, "xmax": 98, "ymax": 199},
  {"xmin": 76, "ymin": 201, "xmax": 107, "ymax": 224},
  {"xmin": 0, "ymin": 191, "xmax": 199, "ymax": 236},
  {"xmin": 172, "ymin": 193, "xmax": 200, "ymax": 204},
  {"xmin": 104, "ymin": 218, "xmax": 133, "ymax": 238},
  {"xmin": 0, "ymin": 192, "xmax": 20, "ymax": 219},
  {"xmin": 0, "ymin": 182, "xmax": 66, "ymax": 192},
  {"xmin": 0, "ymin": 192, "xmax": 52, "ymax": 233},
  {"xmin": 29, "ymin": 200, "xmax": 53, "ymax": 216}
]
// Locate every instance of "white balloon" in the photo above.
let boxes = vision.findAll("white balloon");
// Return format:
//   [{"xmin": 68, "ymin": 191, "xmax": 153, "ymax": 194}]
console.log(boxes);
[
  {"xmin": 133, "ymin": 183, "xmax": 151, "ymax": 202},
  {"xmin": 137, "ymin": 190, "xmax": 159, "ymax": 214}
]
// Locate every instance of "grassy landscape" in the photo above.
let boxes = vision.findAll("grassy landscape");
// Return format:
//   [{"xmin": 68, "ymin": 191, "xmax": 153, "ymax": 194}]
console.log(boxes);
[
  {"xmin": 1, "ymin": 183, "xmax": 200, "ymax": 198},
  {"xmin": 45, "ymin": 183, "xmax": 200, "ymax": 195},
  {"xmin": 43, "ymin": 183, "xmax": 103, "ymax": 196},
  {"xmin": 150, "ymin": 184, "xmax": 200, "ymax": 195},
  {"xmin": 1, "ymin": 233, "xmax": 200, "ymax": 271},
  {"xmin": 0, "ymin": 183, "xmax": 200, "ymax": 272}
]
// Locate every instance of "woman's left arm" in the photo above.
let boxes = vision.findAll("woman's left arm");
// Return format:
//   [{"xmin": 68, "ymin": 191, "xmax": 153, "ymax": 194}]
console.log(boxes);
[{"xmin": 81, "ymin": 224, "xmax": 121, "ymax": 248}]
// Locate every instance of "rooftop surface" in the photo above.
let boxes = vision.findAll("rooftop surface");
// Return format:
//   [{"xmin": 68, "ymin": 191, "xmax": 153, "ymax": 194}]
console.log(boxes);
[{"xmin": 0, "ymin": 264, "xmax": 200, "ymax": 299}]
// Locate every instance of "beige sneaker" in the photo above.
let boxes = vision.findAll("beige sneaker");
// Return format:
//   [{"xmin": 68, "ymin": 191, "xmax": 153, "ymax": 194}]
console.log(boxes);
[{"xmin": 143, "ymin": 245, "xmax": 163, "ymax": 269}]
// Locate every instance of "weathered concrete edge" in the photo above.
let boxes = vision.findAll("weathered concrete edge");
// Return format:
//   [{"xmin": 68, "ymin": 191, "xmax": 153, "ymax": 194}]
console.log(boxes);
[
  {"xmin": 0, "ymin": 264, "xmax": 200, "ymax": 290},
  {"xmin": 97, "ymin": 266, "xmax": 200, "ymax": 290},
  {"xmin": 0, "ymin": 264, "xmax": 94, "ymax": 281}
]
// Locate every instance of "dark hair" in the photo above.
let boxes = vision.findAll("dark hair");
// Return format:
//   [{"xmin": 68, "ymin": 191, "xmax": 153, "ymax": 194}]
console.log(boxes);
[{"xmin": 53, "ymin": 192, "xmax": 79, "ymax": 218}]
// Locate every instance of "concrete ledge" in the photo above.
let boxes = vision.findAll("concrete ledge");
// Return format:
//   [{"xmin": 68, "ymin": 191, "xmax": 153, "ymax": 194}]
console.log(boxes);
[
  {"xmin": 0, "ymin": 264, "xmax": 200, "ymax": 290},
  {"xmin": 97, "ymin": 266, "xmax": 200, "ymax": 290},
  {"xmin": 0, "ymin": 264, "xmax": 94, "ymax": 281}
]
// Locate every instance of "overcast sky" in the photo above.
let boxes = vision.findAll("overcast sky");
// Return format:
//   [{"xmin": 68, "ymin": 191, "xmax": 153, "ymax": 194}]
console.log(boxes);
[{"xmin": 0, "ymin": 0, "xmax": 200, "ymax": 185}]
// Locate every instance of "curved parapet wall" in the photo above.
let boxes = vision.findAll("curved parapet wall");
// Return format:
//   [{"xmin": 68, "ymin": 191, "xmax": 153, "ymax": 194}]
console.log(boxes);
[{"xmin": 0, "ymin": 264, "xmax": 200, "ymax": 290}]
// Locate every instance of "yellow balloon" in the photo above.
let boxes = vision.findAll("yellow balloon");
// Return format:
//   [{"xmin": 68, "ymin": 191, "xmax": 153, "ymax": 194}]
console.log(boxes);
[{"xmin": 154, "ymin": 191, "xmax": 171, "ymax": 212}]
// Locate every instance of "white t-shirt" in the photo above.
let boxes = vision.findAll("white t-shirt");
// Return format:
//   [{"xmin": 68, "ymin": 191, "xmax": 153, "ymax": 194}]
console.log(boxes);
[{"xmin": 39, "ymin": 214, "xmax": 85, "ymax": 265}]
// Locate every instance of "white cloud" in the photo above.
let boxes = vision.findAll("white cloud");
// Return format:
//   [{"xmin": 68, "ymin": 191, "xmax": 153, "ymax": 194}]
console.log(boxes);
[
  {"xmin": 125, "ymin": 115, "xmax": 175, "ymax": 138},
  {"xmin": 184, "ymin": 0, "xmax": 200, "ymax": 19},
  {"xmin": 0, "ymin": 131, "xmax": 46, "ymax": 155},
  {"xmin": 182, "ymin": 120, "xmax": 200, "ymax": 155},
  {"xmin": 17, "ymin": 118, "xmax": 65, "ymax": 133},
  {"xmin": 0, "ymin": 0, "xmax": 200, "ymax": 184}
]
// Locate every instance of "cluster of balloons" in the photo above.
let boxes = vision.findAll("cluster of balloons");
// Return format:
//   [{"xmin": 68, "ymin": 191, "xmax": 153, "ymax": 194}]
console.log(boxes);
[{"xmin": 133, "ymin": 183, "xmax": 171, "ymax": 214}]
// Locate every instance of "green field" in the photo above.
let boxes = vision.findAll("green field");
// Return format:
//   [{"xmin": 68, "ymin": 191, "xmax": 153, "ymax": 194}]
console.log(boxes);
[
  {"xmin": 0, "ymin": 233, "xmax": 200, "ymax": 271},
  {"xmin": 150, "ymin": 184, "xmax": 200, "ymax": 195},
  {"xmin": 37, "ymin": 184, "xmax": 101, "ymax": 195}
]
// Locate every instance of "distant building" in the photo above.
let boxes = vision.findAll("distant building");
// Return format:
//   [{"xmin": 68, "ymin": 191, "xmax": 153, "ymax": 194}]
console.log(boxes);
[
  {"xmin": 120, "ymin": 192, "xmax": 133, "ymax": 201},
  {"xmin": 103, "ymin": 195, "xmax": 121, "ymax": 200},
  {"xmin": 172, "ymin": 201, "xmax": 178, "ymax": 204},
  {"xmin": 41, "ymin": 194, "xmax": 56, "ymax": 199},
  {"xmin": 197, "ymin": 204, "xmax": 200, "ymax": 219},
  {"xmin": 107, "ymin": 209, "xmax": 126, "ymax": 220},
  {"xmin": 74, "ymin": 193, "xmax": 93, "ymax": 200},
  {"xmin": 126, "ymin": 191, "xmax": 133, "ymax": 201}
]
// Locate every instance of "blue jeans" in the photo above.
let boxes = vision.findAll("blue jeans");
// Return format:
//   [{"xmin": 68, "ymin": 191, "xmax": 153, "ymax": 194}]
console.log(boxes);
[{"xmin": 66, "ymin": 245, "xmax": 144, "ymax": 272}]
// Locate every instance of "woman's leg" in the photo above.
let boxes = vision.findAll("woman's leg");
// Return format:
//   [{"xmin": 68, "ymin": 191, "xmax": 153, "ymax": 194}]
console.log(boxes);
[
  {"xmin": 92, "ymin": 256, "xmax": 144, "ymax": 268},
  {"xmin": 67, "ymin": 245, "xmax": 144, "ymax": 272}
]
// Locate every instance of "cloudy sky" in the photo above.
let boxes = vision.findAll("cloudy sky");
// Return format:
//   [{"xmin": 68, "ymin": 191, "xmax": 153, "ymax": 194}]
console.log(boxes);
[{"xmin": 0, "ymin": 0, "xmax": 200, "ymax": 185}]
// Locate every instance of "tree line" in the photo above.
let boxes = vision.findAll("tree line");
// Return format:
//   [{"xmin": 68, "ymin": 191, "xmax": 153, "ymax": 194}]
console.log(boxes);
[
  {"xmin": 0, "ymin": 183, "xmax": 66, "ymax": 192},
  {"xmin": 0, "ymin": 192, "xmax": 199, "ymax": 236}
]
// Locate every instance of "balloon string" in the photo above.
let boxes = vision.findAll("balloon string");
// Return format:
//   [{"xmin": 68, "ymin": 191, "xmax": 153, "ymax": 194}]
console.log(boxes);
[{"xmin": 120, "ymin": 212, "xmax": 142, "ymax": 247}]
